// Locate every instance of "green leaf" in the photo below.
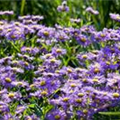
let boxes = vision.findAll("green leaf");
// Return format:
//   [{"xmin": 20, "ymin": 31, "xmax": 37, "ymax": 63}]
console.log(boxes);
[
  {"xmin": 28, "ymin": 104, "xmax": 35, "ymax": 108},
  {"xmin": 99, "ymin": 112, "xmax": 120, "ymax": 116}
]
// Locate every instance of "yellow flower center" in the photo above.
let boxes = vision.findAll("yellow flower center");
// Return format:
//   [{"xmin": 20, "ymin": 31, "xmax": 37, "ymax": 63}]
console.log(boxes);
[
  {"xmin": 75, "ymin": 99, "xmax": 82, "ymax": 103},
  {"xmin": 116, "ymin": 16, "xmax": 120, "ymax": 20},
  {"xmin": 56, "ymin": 49, "xmax": 62, "ymax": 53},
  {"xmin": 26, "ymin": 48, "xmax": 31, "ymax": 51},
  {"xmin": 92, "ymin": 78, "xmax": 99, "ymax": 83},
  {"xmin": 8, "ymin": 93, "xmax": 15, "ymax": 98},
  {"xmin": 82, "ymin": 55, "xmax": 87, "ymax": 59},
  {"xmin": 54, "ymin": 115, "xmax": 61, "ymax": 119},
  {"xmin": 40, "ymin": 81, "xmax": 46, "ymax": 86},
  {"xmin": 82, "ymin": 79, "xmax": 87, "ymax": 83},
  {"xmin": 67, "ymin": 68, "xmax": 72, "ymax": 73},
  {"xmin": 5, "ymin": 77, "xmax": 12, "ymax": 83},
  {"xmin": 30, "ymin": 84, "xmax": 35, "ymax": 88},
  {"xmin": 94, "ymin": 68, "xmax": 100, "ymax": 73},
  {"xmin": 50, "ymin": 58, "xmax": 56, "ymax": 63},
  {"xmin": 46, "ymin": 54, "xmax": 51, "ymax": 58},
  {"xmin": 11, "ymin": 35, "xmax": 16, "ymax": 39},
  {"xmin": 83, "ymin": 109, "xmax": 88, "ymax": 114},
  {"xmin": 62, "ymin": 97, "xmax": 69, "ymax": 102},
  {"xmin": 17, "ymin": 82, "xmax": 23, "ymax": 86},
  {"xmin": 59, "ymin": 36, "xmax": 64, "ymax": 40},
  {"xmin": 70, "ymin": 83, "xmax": 76, "ymax": 87},
  {"xmin": 25, "ymin": 62, "xmax": 29, "ymax": 66},
  {"xmin": 27, "ymin": 118, "xmax": 32, "ymax": 120},
  {"xmin": 41, "ymin": 91, "xmax": 48, "ymax": 95},
  {"xmin": 78, "ymin": 93, "xmax": 84, "ymax": 97},
  {"xmin": 100, "ymin": 34, "xmax": 105, "ymax": 37},
  {"xmin": 81, "ymin": 37, "xmax": 86, "ymax": 42},
  {"xmin": 113, "ymin": 93, "xmax": 119, "ymax": 98},
  {"xmin": 43, "ymin": 31, "xmax": 49, "ymax": 36},
  {"xmin": 106, "ymin": 61, "xmax": 110, "ymax": 65},
  {"xmin": 0, "ymin": 105, "xmax": 3, "ymax": 109}
]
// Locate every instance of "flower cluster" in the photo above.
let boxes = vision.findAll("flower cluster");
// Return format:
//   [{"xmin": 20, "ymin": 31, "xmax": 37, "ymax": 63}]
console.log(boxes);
[{"xmin": 0, "ymin": 8, "xmax": 120, "ymax": 120}]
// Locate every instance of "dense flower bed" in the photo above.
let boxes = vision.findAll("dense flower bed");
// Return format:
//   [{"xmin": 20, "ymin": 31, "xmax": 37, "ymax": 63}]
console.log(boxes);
[{"xmin": 0, "ymin": 4, "xmax": 120, "ymax": 120}]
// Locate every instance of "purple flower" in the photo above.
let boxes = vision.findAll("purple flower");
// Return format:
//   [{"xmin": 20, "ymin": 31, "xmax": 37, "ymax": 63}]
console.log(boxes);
[
  {"xmin": 57, "ymin": 1, "xmax": 69, "ymax": 12},
  {"xmin": 37, "ymin": 27, "xmax": 55, "ymax": 39},
  {"xmin": 86, "ymin": 7, "xmax": 99, "ymax": 15},
  {"xmin": 75, "ymin": 34, "xmax": 91, "ymax": 46},
  {"xmin": 5, "ymin": 27, "xmax": 25, "ymax": 41},
  {"xmin": 46, "ymin": 109, "xmax": 67, "ymax": 120},
  {"xmin": 0, "ymin": 11, "xmax": 14, "ymax": 15},
  {"xmin": 0, "ymin": 101, "xmax": 9, "ymax": 113},
  {"xmin": 80, "ymin": 25, "xmax": 96, "ymax": 34},
  {"xmin": 32, "ymin": 15, "xmax": 44, "ymax": 21},
  {"xmin": 110, "ymin": 13, "xmax": 120, "ymax": 22},
  {"xmin": 51, "ymin": 47, "xmax": 66, "ymax": 57},
  {"xmin": 57, "ymin": 6, "xmax": 69, "ymax": 12},
  {"xmin": 91, "ymin": 31, "xmax": 110, "ymax": 42},
  {"xmin": 70, "ymin": 18, "xmax": 81, "ymax": 23},
  {"xmin": 15, "ymin": 105, "xmax": 26, "ymax": 114},
  {"xmin": 2, "ymin": 92, "xmax": 22, "ymax": 103},
  {"xmin": 21, "ymin": 46, "xmax": 39, "ymax": 55},
  {"xmin": 3, "ymin": 113, "xmax": 13, "ymax": 120},
  {"xmin": 55, "ymin": 30, "xmax": 69, "ymax": 42},
  {"xmin": 0, "ymin": 72, "xmax": 16, "ymax": 88}
]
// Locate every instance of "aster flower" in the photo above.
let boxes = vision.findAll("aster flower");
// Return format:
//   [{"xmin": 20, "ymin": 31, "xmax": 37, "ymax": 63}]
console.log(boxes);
[
  {"xmin": 2, "ymin": 92, "xmax": 22, "ymax": 103},
  {"xmin": 23, "ymin": 24, "xmax": 35, "ymax": 34},
  {"xmin": 55, "ymin": 30, "xmax": 69, "ymax": 42},
  {"xmin": 32, "ymin": 15, "xmax": 44, "ymax": 21},
  {"xmin": 86, "ymin": 7, "xmax": 99, "ymax": 15},
  {"xmin": 70, "ymin": 18, "xmax": 81, "ymax": 23},
  {"xmin": 51, "ymin": 47, "xmax": 66, "ymax": 57},
  {"xmin": 12, "ymin": 81, "xmax": 29, "ymax": 88},
  {"xmin": 30, "ymin": 89, "xmax": 50, "ymax": 98},
  {"xmin": 57, "ymin": 1, "xmax": 69, "ymax": 12},
  {"xmin": 5, "ymin": 27, "xmax": 25, "ymax": 41},
  {"xmin": 0, "ymin": 11, "xmax": 14, "ymax": 15},
  {"xmin": 91, "ymin": 31, "xmax": 110, "ymax": 42},
  {"xmin": 10, "ymin": 67, "xmax": 24, "ymax": 73},
  {"xmin": 75, "ymin": 34, "xmax": 91, "ymax": 46},
  {"xmin": 24, "ymin": 114, "xmax": 41, "ymax": 120},
  {"xmin": 19, "ymin": 60, "xmax": 34, "ymax": 70},
  {"xmin": 3, "ymin": 113, "xmax": 14, "ymax": 120},
  {"xmin": 0, "ymin": 56, "xmax": 13, "ymax": 65},
  {"xmin": 43, "ymin": 57, "xmax": 61, "ymax": 68},
  {"xmin": 0, "ymin": 89, "xmax": 7, "ymax": 95},
  {"xmin": 87, "ymin": 75, "xmax": 106, "ymax": 85},
  {"xmin": 50, "ymin": 94, "xmax": 72, "ymax": 110},
  {"xmin": 0, "ymin": 101, "xmax": 9, "ymax": 113},
  {"xmin": 46, "ymin": 109, "xmax": 67, "ymax": 120},
  {"xmin": 18, "ymin": 15, "xmax": 31, "ymax": 21},
  {"xmin": 61, "ymin": 79, "xmax": 82, "ymax": 94},
  {"xmin": 88, "ymin": 62, "xmax": 104, "ymax": 75},
  {"xmin": 37, "ymin": 27, "xmax": 55, "ymax": 39},
  {"xmin": 110, "ymin": 13, "xmax": 120, "ymax": 22},
  {"xmin": 77, "ymin": 52, "xmax": 97, "ymax": 62},
  {"xmin": 80, "ymin": 25, "xmax": 96, "ymax": 34},
  {"xmin": 21, "ymin": 46, "xmax": 39, "ymax": 55},
  {"xmin": 0, "ymin": 72, "xmax": 16, "ymax": 88},
  {"xmin": 15, "ymin": 105, "xmax": 26, "ymax": 114}
]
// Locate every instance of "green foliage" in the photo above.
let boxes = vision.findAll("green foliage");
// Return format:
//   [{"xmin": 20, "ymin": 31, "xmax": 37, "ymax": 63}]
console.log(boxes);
[{"xmin": 0, "ymin": 0, "xmax": 120, "ymax": 29}]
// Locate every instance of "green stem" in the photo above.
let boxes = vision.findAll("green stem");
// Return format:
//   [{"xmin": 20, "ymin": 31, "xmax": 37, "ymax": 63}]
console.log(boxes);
[{"xmin": 21, "ymin": 0, "xmax": 26, "ymax": 15}]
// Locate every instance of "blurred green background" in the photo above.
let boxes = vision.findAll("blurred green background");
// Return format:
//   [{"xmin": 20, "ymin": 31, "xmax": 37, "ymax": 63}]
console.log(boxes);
[{"xmin": 0, "ymin": 0, "xmax": 120, "ymax": 30}]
